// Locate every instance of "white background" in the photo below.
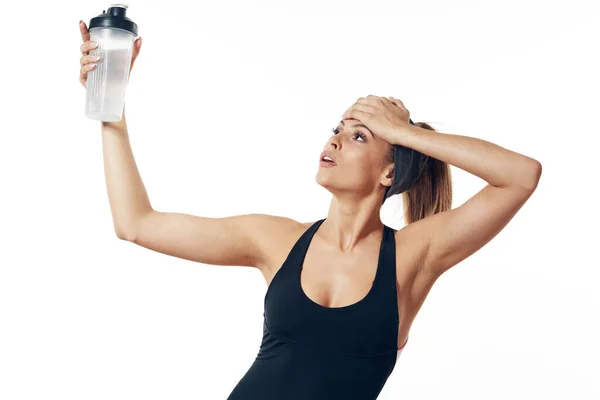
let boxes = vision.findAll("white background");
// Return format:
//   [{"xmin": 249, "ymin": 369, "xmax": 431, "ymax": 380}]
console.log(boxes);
[{"xmin": 1, "ymin": 0, "xmax": 598, "ymax": 399}]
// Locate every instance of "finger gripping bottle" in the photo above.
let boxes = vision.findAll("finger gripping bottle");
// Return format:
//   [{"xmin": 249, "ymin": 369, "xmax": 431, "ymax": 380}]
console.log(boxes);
[{"xmin": 85, "ymin": 4, "xmax": 139, "ymax": 122}]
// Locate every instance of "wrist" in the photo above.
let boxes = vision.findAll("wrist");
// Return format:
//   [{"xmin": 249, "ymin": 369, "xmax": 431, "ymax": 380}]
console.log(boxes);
[
  {"xmin": 101, "ymin": 106, "xmax": 127, "ymax": 131},
  {"xmin": 391, "ymin": 123, "xmax": 420, "ymax": 146}
]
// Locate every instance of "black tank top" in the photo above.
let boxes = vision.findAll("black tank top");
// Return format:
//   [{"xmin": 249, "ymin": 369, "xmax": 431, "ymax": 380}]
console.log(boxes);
[{"xmin": 226, "ymin": 218, "xmax": 405, "ymax": 400}]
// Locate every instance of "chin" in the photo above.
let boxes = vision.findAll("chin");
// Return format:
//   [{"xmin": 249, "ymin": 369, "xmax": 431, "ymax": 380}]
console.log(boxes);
[{"xmin": 315, "ymin": 171, "xmax": 331, "ymax": 187}]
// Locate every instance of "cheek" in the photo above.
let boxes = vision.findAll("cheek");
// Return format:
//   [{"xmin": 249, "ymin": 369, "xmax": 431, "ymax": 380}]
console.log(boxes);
[
  {"xmin": 350, "ymin": 154, "xmax": 380, "ymax": 179},
  {"xmin": 344, "ymin": 147, "xmax": 384, "ymax": 176}
]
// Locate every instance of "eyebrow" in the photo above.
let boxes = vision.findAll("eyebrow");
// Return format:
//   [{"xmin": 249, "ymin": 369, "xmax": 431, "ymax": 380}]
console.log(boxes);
[{"xmin": 339, "ymin": 120, "xmax": 374, "ymax": 138}]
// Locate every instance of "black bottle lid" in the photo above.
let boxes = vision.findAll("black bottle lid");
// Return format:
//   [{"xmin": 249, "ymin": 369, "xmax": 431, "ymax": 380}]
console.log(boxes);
[{"xmin": 88, "ymin": 4, "xmax": 138, "ymax": 36}]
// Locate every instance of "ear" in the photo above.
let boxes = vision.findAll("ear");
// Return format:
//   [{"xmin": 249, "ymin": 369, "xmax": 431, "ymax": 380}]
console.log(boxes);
[{"xmin": 381, "ymin": 164, "xmax": 394, "ymax": 188}]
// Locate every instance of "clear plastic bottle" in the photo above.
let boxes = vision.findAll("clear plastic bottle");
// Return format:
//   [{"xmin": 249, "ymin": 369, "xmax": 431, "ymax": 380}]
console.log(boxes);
[{"xmin": 85, "ymin": 4, "xmax": 139, "ymax": 122}]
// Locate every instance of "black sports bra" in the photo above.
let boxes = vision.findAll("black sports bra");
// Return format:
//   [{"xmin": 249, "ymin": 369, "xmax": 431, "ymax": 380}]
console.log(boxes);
[{"xmin": 227, "ymin": 218, "xmax": 407, "ymax": 399}]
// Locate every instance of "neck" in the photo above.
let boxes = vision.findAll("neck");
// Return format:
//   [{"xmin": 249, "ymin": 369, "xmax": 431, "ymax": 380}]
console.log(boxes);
[{"xmin": 321, "ymin": 194, "xmax": 385, "ymax": 253}]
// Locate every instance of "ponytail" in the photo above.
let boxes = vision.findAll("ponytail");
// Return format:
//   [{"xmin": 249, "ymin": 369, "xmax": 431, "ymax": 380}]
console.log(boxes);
[{"xmin": 401, "ymin": 122, "xmax": 453, "ymax": 224}]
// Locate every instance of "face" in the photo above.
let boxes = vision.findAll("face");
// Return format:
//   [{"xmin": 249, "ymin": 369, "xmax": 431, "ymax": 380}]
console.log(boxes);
[{"xmin": 316, "ymin": 118, "xmax": 394, "ymax": 199}]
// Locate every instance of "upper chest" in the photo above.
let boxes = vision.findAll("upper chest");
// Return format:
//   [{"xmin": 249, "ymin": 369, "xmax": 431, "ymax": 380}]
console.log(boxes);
[
  {"xmin": 260, "ymin": 220, "xmax": 431, "ymax": 324},
  {"xmin": 260, "ymin": 221, "xmax": 423, "ymax": 301},
  {"xmin": 258, "ymin": 220, "xmax": 431, "ymax": 353},
  {"xmin": 298, "ymin": 230, "xmax": 385, "ymax": 309}
]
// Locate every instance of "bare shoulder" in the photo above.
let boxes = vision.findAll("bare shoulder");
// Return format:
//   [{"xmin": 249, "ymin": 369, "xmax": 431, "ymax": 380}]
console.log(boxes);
[{"xmin": 251, "ymin": 214, "xmax": 314, "ymax": 274}]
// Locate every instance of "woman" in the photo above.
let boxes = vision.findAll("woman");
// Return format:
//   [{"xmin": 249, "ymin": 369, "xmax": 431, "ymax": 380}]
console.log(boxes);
[{"xmin": 79, "ymin": 21, "xmax": 542, "ymax": 400}]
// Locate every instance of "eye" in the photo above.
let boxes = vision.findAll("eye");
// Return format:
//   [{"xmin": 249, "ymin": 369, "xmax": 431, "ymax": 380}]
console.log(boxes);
[
  {"xmin": 353, "ymin": 132, "xmax": 367, "ymax": 142},
  {"xmin": 331, "ymin": 128, "xmax": 366, "ymax": 142}
]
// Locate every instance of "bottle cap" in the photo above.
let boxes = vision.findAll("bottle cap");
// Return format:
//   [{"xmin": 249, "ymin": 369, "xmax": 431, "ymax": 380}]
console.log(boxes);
[{"xmin": 88, "ymin": 4, "xmax": 138, "ymax": 36}]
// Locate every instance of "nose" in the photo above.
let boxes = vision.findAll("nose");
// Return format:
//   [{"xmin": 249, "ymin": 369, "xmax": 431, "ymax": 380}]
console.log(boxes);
[{"xmin": 328, "ymin": 135, "xmax": 340, "ymax": 150}]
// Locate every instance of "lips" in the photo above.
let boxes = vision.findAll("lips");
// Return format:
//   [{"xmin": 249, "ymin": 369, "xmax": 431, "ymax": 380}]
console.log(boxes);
[{"xmin": 320, "ymin": 151, "xmax": 337, "ymax": 166}]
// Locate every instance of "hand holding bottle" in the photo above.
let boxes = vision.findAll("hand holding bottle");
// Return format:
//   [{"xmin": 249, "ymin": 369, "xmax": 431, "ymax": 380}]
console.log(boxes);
[
  {"xmin": 79, "ymin": 20, "xmax": 142, "ymax": 89},
  {"xmin": 81, "ymin": 4, "xmax": 140, "ymax": 122}
]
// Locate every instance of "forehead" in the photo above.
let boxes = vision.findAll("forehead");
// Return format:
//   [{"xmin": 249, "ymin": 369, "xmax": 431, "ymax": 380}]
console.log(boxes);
[{"xmin": 340, "ymin": 118, "xmax": 367, "ymax": 127}]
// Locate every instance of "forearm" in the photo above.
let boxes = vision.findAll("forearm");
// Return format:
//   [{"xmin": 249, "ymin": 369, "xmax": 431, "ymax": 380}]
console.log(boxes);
[
  {"xmin": 394, "ymin": 125, "xmax": 541, "ymax": 190},
  {"xmin": 101, "ymin": 106, "xmax": 152, "ymax": 239}
]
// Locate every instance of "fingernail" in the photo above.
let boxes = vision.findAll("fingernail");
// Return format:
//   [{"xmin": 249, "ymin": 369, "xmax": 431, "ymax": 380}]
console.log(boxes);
[{"xmin": 91, "ymin": 55, "xmax": 100, "ymax": 61}]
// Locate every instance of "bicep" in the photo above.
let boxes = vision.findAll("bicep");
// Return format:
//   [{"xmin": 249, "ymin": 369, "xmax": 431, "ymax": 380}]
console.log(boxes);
[{"xmin": 129, "ymin": 211, "xmax": 273, "ymax": 268}]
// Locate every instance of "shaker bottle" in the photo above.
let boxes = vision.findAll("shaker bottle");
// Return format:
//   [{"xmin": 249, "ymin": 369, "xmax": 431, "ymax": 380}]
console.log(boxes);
[{"xmin": 85, "ymin": 4, "xmax": 139, "ymax": 122}]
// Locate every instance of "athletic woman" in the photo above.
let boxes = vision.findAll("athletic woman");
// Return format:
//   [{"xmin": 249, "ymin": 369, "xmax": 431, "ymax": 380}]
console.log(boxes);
[{"xmin": 78, "ymin": 21, "xmax": 542, "ymax": 400}]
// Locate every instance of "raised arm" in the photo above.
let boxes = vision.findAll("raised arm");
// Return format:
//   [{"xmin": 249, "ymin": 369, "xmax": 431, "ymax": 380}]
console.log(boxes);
[
  {"xmin": 100, "ymin": 107, "xmax": 284, "ymax": 268},
  {"xmin": 101, "ymin": 108, "xmax": 289, "ymax": 268},
  {"xmin": 394, "ymin": 124, "xmax": 542, "ymax": 279},
  {"xmin": 79, "ymin": 21, "xmax": 280, "ymax": 269}
]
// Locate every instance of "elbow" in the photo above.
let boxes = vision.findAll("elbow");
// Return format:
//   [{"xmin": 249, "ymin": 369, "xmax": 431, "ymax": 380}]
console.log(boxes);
[
  {"xmin": 115, "ymin": 227, "xmax": 136, "ymax": 242},
  {"xmin": 519, "ymin": 159, "xmax": 542, "ymax": 191},
  {"xmin": 115, "ymin": 230, "xmax": 131, "ymax": 241},
  {"xmin": 114, "ymin": 211, "xmax": 152, "ymax": 242}
]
